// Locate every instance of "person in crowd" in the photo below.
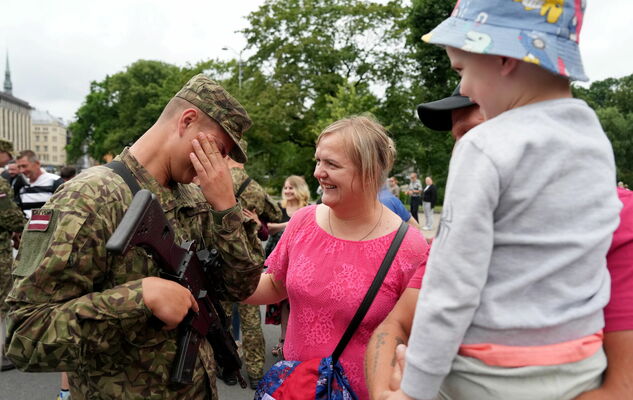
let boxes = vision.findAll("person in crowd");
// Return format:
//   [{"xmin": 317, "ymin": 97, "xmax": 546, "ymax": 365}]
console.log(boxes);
[
  {"xmin": 370, "ymin": 84, "xmax": 633, "ymax": 399},
  {"xmin": 59, "ymin": 166, "xmax": 77, "ymax": 182},
  {"xmin": 219, "ymin": 140, "xmax": 282, "ymax": 389},
  {"xmin": 244, "ymin": 115, "xmax": 429, "ymax": 400},
  {"xmin": 4, "ymin": 74, "xmax": 264, "ymax": 399},
  {"xmin": 366, "ymin": 84, "xmax": 480, "ymax": 399},
  {"xmin": 574, "ymin": 186, "xmax": 633, "ymax": 398},
  {"xmin": 379, "ymin": 179, "xmax": 420, "ymax": 230},
  {"xmin": 0, "ymin": 140, "xmax": 28, "ymax": 207},
  {"xmin": 388, "ymin": 177, "xmax": 400, "ymax": 197},
  {"xmin": 0, "ymin": 140, "xmax": 13, "ymax": 172},
  {"xmin": 5, "ymin": 161, "xmax": 27, "ymax": 206},
  {"xmin": 385, "ymin": 2, "xmax": 621, "ymax": 399},
  {"xmin": 420, "ymin": 177, "xmax": 436, "ymax": 231},
  {"xmin": 405, "ymin": 173, "xmax": 422, "ymax": 223},
  {"xmin": 369, "ymin": 183, "xmax": 633, "ymax": 400},
  {"xmin": 0, "ymin": 164, "xmax": 27, "ymax": 372},
  {"xmin": 55, "ymin": 167, "xmax": 79, "ymax": 399},
  {"xmin": 264, "ymin": 175, "xmax": 311, "ymax": 359},
  {"xmin": 16, "ymin": 150, "xmax": 64, "ymax": 218}
]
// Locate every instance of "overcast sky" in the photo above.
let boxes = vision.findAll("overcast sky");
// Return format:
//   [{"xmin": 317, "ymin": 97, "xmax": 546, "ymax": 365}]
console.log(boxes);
[{"xmin": 1, "ymin": 0, "xmax": 632, "ymax": 122}]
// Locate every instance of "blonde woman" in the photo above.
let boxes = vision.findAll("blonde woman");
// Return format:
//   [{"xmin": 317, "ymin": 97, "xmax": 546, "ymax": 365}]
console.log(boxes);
[
  {"xmin": 246, "ymin": 115, "xmax": 429, "ymax": 399},
  {"xmin": 266, "ymin": 175, "xmax": 311, "ymax": 241},
  {"xmin": 264, "ymin": 175, "xmax": 311, "ymax": 358}
]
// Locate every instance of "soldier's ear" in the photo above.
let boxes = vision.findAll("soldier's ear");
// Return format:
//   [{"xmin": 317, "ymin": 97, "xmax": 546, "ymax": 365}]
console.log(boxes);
[{"xmin": 178, "ymin": 109, "xmax": 198, "ymax": 137}]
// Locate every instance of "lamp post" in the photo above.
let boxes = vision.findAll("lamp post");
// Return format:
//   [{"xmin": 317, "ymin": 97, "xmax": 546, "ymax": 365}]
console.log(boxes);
[{"xmin": 222, "ymin": 46, "xmax": 243, "ymax": 91}]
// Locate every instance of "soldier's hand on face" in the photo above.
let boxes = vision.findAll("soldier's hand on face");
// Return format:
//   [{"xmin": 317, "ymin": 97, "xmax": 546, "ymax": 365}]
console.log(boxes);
[
  {"xmin": 141, "ymin": 277, "xmax": 199, "ymax": 330},
  {"xmin": 190, "ymin": 133, "xmax": 236, "ymax": 211}
]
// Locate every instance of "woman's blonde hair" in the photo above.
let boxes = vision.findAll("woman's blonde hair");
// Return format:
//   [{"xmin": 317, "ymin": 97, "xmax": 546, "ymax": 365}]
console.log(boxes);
[
  {"xmin": 281, "ymin": 175, "xmax": 311, "ymax": 208},
  {"xmin": 316, "ymin": 115, "xmax": 396, "ymax": 195}
]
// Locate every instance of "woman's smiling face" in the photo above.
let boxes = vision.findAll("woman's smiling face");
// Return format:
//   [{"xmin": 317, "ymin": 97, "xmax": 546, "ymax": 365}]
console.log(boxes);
[{"xmin": 313, "ymin": 132, "xmax": 362, "ymax": 210}]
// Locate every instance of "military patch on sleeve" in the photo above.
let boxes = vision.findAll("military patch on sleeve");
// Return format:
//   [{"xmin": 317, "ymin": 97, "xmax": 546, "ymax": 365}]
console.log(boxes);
[
  {"xmin": 28, "ymin": 209, "xmax": 54, "ymax": 231},
  {"xmin": 0, "ymin": 191, "xmax": 10, "ymax": 210}
]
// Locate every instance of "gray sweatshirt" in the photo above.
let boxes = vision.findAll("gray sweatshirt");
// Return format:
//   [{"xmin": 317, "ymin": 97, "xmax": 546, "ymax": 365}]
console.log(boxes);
[{"xmin": 401, "ymin": 99, "xmax": 621, "ymax": 399}]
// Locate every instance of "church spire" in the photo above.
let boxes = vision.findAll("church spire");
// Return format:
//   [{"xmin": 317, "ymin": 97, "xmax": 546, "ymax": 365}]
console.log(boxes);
[{"xmin": 4, "ymin": 51, "xmax": 13, "ymax": 95}]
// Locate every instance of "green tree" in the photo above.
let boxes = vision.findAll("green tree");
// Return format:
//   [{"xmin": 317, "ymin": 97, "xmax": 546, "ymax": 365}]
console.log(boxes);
[
  {"xmin": 597, "ymin": 107, "xmax": 633, "ymax": 185},
  {"xmin": 240, "ymin": 0, "xmax": 410, "ymax": 193},
  {"xmin": 574, "ymin": 74, "xmax": 633, "ymax": 186},
  {"xmin": 67, "ymin": 59, "xmax": 224, "ymax": 162},
  {"xmin": 399, "ymin": 0, "xmax": 456, "ymax": 201}
]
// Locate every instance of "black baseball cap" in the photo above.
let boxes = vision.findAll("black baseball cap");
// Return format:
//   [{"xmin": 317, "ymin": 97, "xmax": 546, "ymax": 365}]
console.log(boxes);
[{"xmin": 416, "ymin": 84, "xmax": 475, "ymax": 131}]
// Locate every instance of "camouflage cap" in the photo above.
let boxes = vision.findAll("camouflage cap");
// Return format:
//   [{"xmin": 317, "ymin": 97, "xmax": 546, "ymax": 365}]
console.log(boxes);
[
  {"xmin": 0, "ymin": 139, "xmax": 14, "ymax": 155},
  {"xmin": 175, "ymin": 74, "xmax": 251, "ymax": 163}
]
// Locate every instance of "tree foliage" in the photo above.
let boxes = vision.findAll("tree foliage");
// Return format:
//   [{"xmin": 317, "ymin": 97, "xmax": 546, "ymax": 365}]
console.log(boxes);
[
  {"xmin": 574, "ymin": 74, "xmax": 633, "ymax": 186},
  {"xmin": 239, "ymin": 0, "xmax": 410, "ymax": 191},
  {"xmin": 66, "ymin": 1, "xmax": 633, "ymax": 195},
  {"xmin": 67, "ymin": 59, "xmax": 223, "ymax": 162}
]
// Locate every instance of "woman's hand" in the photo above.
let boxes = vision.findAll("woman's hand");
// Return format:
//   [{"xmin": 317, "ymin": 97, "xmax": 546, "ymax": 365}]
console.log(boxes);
[{"xmin": 243, "ymin": 208, "xmax": 262, "ymax": 230}]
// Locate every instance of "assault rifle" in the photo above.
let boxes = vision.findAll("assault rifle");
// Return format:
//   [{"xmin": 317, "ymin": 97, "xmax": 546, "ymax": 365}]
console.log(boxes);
[{"xmin": 105, "ymin": 189, "xmax": 246, "ymax": 388}]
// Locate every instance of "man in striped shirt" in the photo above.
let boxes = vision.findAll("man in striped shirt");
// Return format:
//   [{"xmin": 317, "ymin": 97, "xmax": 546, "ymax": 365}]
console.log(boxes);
[{"xmin": 16, "ymin": 150, "xmax": 64, "ymax": 219}]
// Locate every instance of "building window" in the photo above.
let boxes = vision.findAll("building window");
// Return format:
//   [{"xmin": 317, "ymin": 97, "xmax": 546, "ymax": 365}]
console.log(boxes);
[
  {"xmin": 36, "ymin": 135, "xmax": 40, "ymax": 141},
  {"xmin": 44, "ymin": 145, "xmax": 48, "ymax": 151},
  {"xmin": 36, "ymin": 145, "xmax": 40, "ymax": 152},
  {"xmin": 52, "ymin": 136, "xmax": 57, "ymax": 142}
]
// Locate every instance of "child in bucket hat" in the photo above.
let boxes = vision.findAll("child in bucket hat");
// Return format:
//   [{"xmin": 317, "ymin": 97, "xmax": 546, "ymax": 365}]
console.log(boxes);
[{"xmin": 397, "ymin": 1, "xmax": 622, "ymax": 399}]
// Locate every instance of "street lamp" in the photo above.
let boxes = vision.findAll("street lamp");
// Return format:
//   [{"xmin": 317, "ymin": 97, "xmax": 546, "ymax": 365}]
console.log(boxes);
[{"xmin": 222, "ymin": 46, "xmax": 243, "ymax": 91}]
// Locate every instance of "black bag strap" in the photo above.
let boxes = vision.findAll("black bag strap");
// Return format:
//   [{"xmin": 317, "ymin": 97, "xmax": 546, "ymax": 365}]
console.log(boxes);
[
  {"xmin": 332, "ymin": 221, "xmax": 409, "ymax": 362},
  {"xmin": 106, "ymin": 161, "xmax": 141, "ymax": 195},
  {"xmin": 235, "ymin": 177, "xmax": 252, "ymax": 199}
]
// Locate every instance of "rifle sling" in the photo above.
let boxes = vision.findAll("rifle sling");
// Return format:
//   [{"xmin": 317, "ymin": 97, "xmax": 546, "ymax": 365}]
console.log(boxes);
[
  {"xmin": 106, "ymin": 160, "xmax": 141, "ymax": 195},
  {"xmin": 235, "ymin": 177, "xmax": 252, "ymax": 199}
]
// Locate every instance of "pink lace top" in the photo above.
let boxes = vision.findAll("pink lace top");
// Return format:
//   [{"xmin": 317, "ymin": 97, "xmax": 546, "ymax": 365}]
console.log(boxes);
[{"xmin": 266, "ymin": 205, "xmax": 429, "ymax": 400}]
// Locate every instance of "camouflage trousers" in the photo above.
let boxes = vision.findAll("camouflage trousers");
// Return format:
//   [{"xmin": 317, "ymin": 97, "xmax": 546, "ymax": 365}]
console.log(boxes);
[
  {"xmin": 0, "ymin": 249, "xmax": 13, "ymax": 318},
  {"xmin": 221, "ymin": 302, "xmax": 265, "ymax": 379}
]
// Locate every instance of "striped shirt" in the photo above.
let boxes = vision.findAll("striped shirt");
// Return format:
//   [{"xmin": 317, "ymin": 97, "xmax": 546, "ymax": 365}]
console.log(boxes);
[{"xmin": 20, "ymin": 171, "xmax": 64, "ymax": 218}]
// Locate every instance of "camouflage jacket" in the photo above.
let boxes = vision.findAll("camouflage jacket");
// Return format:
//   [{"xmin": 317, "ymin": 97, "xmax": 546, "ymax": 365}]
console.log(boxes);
[
  {"xmin": 0, "ymin": 177, "xmax": 26, "ymax": 255},
  {"xmin": 5, "ymin": 148, "xmax": 264, "ymax": 400},
  {"xmin": 231, "ymin": 167, "xmax": 281, "ymax": 224}
]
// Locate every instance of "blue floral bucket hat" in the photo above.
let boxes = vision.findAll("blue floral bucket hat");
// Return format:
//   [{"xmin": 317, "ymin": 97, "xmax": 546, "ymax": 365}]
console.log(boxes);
[{"xmin": 422, "ymin": 0, "xmax": 588, "ymax": 81}]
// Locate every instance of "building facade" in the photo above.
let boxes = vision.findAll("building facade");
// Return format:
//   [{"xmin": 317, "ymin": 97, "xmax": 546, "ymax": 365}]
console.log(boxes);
[
  {"xmin": 31, "ymin": 109, "xmax": 67, "ymax": 168},
  {"xmin": 1, "ymin": 53, "xmax": 32, "ymax": 153}
]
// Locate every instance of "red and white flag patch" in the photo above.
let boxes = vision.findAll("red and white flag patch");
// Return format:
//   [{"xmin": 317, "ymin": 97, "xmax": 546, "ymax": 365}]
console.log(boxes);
[{"xmin": 28, "ymin": 209, "xmax": 53, "ymax": 232}]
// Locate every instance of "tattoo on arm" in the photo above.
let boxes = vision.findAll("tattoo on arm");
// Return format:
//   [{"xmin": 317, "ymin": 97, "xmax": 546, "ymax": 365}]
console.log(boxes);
[
  {"xmin": 390, "ymin": 337, "xmax": 405, "ymax": 367},
  {"xmin": 368, "ymin": 332, "xmax": 388, "ymax": 380}
]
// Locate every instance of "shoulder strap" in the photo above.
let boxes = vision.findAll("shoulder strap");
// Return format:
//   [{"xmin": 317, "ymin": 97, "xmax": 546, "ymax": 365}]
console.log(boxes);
[
  {"xmin": 235, "ymin": 177, "xmax": 252, "ymax": 199},
  {"xmin": 332, "ymin": 221, "xmax": 409, "ymax": 362},
  {"xmin": 105, "ymin": 161, "xmax": 141, "ymax": 195}
]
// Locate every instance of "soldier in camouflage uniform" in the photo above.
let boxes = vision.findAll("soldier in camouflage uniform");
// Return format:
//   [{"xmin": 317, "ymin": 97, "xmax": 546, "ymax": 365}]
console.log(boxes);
[
  {"xmin": 221, "ymin": 140, "xmax": 281, "ymax": 388},
  {"xmin": 4, "ymin": 74, "xmax": 264, "ymax": 399},
  {"xmin": 0, "ymin": 139, "xmax": 27, "ymax": 371}
]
